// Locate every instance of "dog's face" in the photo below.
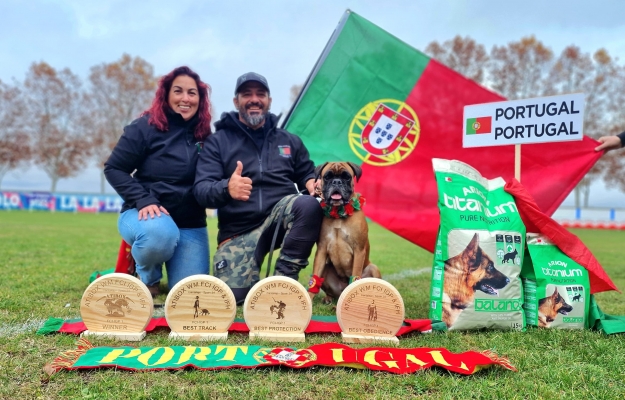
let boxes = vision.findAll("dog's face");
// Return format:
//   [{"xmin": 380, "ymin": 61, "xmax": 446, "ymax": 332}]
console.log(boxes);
[
  {"xmin": 315, "ymin": 162, "xmax": 362, "ymax": 207},
  {"xmin": 538, "ymin": 288, "xmax": 573, "ymax": 327},
  {"xmin": 445, "ymin": 233, "xmax": 510, "ymax": 296}
]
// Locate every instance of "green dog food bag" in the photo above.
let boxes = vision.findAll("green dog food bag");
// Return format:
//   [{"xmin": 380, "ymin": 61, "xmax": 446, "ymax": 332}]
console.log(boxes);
[
  {"xmin": 430, "ymin": 159, "xmax": 526, "ymax": 331},
  {"xmin": 522, "ymin": 234, "xmax": 590, "ymax": 329}
]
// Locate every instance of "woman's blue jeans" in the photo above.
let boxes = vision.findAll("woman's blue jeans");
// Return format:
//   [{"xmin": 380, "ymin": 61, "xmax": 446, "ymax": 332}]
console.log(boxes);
[{"xmin": 117, "ymin": 209, "xmax": 209, "ymax": 290}]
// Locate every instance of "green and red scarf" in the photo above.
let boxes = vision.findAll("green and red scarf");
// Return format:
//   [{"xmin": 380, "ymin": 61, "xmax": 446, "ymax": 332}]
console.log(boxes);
[{"xmin": 45, "ymin": 338, "xmax": 516, "ymax": 376}]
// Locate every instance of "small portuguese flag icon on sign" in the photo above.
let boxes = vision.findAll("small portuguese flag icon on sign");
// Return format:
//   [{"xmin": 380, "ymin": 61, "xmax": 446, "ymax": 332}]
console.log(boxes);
[{"xmin": 466, "ymin": 117, "xmax": 492, "ymax": 134}]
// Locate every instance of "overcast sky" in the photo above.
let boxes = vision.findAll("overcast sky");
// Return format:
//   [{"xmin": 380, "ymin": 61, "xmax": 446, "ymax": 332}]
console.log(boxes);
[{"xmin": 2, "ymin": 0, "xmax": 624, "ymax": 207}]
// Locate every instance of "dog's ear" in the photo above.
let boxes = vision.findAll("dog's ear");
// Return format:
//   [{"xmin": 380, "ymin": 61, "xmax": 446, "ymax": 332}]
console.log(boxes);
[
  {"xmin": 347, "ymin": 162, "xmax": 362, "ymax": 182},
  {"xmin": 314, "ymin": 162, "xmax": 328, "ymax": 180},
  {"xmin": 464, "ymin": 233, "xmax": 480, "ymax": 269}
]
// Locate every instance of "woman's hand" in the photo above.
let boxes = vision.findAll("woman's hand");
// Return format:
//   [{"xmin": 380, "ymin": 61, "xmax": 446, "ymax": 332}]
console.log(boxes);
[{"xmin": 138, "ymin": 204, "xmax": 170, "ymax": 220}]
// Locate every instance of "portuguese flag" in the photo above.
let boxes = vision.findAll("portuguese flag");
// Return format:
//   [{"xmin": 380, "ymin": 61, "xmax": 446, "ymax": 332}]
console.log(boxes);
[
  {"xmin": 466, "ymin": 117, "xmax": 492, "ymax": 134},
  {"xmin": 283, "ymin": 11, "xmax": 601, "ymax": 252}
]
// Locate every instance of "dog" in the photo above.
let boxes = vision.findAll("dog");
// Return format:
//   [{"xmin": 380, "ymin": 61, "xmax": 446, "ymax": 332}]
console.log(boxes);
[
  {"xmin": 538, "ymin": 288, "xmax": 573, "ymax": 327},
  {"xmin": 442, "ymin": 233, "xmax": 510, "ymax": 327},
  {"xmin": 309, "ymin": 162, "xmax": 381, "ymax": 304},
  {"xmin": 571, "ymin": 293, "xmax": 582, "ymax": 302},
  {"xmin": 502, "ymin": 248, "xmax": 518, "ymax": 264}
]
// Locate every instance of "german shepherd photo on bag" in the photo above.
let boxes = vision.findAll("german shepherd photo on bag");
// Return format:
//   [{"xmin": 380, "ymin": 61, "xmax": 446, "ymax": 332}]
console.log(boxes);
[
  {"xmin": 538, "ymin": 287, "xmax": 574, "ymax": 328},
  {"xmin": 442, "ymin": 233, "xmax": 510, "ymax": 327}
]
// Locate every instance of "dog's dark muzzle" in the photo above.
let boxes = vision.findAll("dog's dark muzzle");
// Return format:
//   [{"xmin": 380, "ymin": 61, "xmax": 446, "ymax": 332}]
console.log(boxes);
[{"xmin": 324, "ymin": 179, "xmax": 352, "ymax": 204}]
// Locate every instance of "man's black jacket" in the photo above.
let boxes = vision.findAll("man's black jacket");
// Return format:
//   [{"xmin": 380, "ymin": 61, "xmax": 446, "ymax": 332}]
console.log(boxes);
[{"xmin": 193, "ymin": 112, "xmax": 315, "ymax": 243}]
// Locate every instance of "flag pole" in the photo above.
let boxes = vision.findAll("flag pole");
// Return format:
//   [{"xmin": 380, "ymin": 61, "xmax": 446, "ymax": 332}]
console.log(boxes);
[{"xmin": 514, "ymin": 144, "xmax": 521, "ymax": 182}]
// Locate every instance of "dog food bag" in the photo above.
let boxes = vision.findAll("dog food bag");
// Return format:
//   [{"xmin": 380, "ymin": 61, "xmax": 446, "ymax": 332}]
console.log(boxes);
[
  {"xmin": 429, "ymin": 159, "xmax": 526, "ymax": 331},
  {"xmin": 521, "ymin": 234, "xmax": 590, "ymax": 329}
]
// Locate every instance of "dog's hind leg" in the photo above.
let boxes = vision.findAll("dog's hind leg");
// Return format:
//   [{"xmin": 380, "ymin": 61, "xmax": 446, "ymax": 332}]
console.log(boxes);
[{"xmin": 362, "ymin": 263, "xmax": 381, "ymax": 279}]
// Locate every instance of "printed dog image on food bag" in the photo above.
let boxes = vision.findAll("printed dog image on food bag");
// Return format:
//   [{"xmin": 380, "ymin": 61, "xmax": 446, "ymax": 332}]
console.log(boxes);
[
  {"xmin": 522, "ymin": 234, "xmax": 590, "ymax": 329},
  {"xmin": 430, "ymin": 159, "xmax": 525, "ymax": 331}
]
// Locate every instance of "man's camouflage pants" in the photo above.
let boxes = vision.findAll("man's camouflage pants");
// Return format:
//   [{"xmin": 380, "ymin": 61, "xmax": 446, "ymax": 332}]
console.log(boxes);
[{"xmin": 212, "ymin": 194, "xmax": 322, "ymax": 299}]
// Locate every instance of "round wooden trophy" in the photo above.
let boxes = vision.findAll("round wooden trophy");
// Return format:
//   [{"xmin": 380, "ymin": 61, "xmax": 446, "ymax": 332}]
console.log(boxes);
[
  {"xmin": 243, "ymin": 276, "xmax": 312, "ymax": 342},
  {"xmin": 336, "ymin": 278, "xmax": 405, "ymax": 344},
  {"xmin": 165, "ymin": 275, "xmax": 236, "ymax": 341},
  {"xmin": 80, "ymin": 273, "xmax": 153, "ymax": 341}
]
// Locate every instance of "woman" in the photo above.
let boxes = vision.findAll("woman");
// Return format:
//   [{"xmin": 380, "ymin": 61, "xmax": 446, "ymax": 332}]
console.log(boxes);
[{"xmin": 104, "ymin": 66, "xmax": 212, "ymax": 296}]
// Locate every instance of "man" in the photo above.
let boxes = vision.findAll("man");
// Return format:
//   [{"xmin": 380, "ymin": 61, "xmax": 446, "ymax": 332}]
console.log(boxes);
[
  {"xmin": 194, "ymin": 72, "xmax": 322, "ymax": 304},
  {"xmin": 595, "ymin": 131, "xmax": 625, "ymax": 152}
]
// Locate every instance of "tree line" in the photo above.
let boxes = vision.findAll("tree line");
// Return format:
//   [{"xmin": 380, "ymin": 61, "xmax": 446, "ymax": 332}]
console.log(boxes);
[
  {"xmin": 0, "ymin": 54, "xmax": 156, "ymax": 192},
  {"xmin": 2, "ymin": 37, "xmax": 625, "ymax": 202}
]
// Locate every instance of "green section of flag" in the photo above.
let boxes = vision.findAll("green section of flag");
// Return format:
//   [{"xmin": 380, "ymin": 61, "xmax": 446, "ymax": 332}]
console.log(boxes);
[
  {"xmin": 284, "ymin": 11, "xmax": 430, "ymax": 164},
  {"xmin": 466, "ymin": 118, "xmax": 478, "ymax": 135}
]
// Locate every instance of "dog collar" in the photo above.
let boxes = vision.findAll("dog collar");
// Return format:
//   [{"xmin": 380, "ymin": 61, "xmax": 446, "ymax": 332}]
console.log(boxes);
[{"xmin": 320, "ymin": 193, "xmax": 365, "ymax": 219}]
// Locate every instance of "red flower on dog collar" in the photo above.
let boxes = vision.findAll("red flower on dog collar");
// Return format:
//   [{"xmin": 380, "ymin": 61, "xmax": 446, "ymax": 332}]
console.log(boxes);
[
  {"xmin": 308, "ymin": 274, "xmax": 325, "ymax": 293},
  {"xmin": 320, "ymin": 193, "xmax": 365, "ymax": 219}
]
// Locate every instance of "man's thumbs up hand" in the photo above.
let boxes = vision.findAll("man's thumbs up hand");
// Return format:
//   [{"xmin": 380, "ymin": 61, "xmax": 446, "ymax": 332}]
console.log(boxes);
[{"xmin": 228, "ymin": 161, "xmax": 253, "ymax": 201}]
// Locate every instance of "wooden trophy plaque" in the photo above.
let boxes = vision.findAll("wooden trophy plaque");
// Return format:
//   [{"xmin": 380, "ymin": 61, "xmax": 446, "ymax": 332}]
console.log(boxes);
[
  {"xmin": 243, "ymin": 276, "xmax": 312, "ymax": 342},
  {"xmin": 165, "ymin": 275, "xmax": 236, "ymax": 341},
  {"xmin": 80, "ymin": 273, "xmax": 153, "ymax": 341},
  {"xmin": 336, "ymin": 278, "xmax": 405, "ymax": 344}
]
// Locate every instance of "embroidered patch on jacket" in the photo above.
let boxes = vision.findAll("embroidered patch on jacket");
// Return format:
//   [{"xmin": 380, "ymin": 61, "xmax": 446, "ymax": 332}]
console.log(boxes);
[
  {"xmin": 214, "ymin": 260, "xmax": 228, "ymax": 270},
  {"xmin": 278, "ymin": 145, "xmax": 291, "ymax": 158}
]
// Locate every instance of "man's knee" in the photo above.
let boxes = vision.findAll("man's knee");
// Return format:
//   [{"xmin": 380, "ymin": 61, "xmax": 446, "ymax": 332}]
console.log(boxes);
[{"xmin": 291, "ymin": 195, "xmax": 323, "ymax": 232}]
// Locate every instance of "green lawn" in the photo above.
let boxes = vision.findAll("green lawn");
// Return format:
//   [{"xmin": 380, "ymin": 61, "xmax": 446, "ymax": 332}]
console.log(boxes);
[{"xmin": 1, "ymin": 211, "xmax": 624, "ymax": 399}]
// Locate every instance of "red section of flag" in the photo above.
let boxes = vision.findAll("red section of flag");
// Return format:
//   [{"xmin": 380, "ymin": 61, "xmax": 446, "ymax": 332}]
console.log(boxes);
[
  {"xmin": 358, "ymin": 60, "xmax": 602, "ymax": 252},
  {"xmin": 504, "ymin": 179, "xmax": 617, "ymax": 294},
  {"xmin": 474, "ymin": 116, "xmax": 491, "ymax": 133}
]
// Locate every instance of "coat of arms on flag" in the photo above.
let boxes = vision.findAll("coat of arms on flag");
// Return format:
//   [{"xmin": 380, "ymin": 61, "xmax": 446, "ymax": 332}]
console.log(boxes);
[
  {"xmin": 360, "ymin": 103, "xmax": 416, "ymax": 157},
  {"xmin": 349, "ymin": 99, "xmax": 420, "ymax": 167}
]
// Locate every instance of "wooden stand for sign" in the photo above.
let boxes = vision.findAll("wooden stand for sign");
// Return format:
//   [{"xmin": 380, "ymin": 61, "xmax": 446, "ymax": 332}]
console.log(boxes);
[
  {"xmin": 243, "ymin": 276, "xmax": 312, "ymax": 342},
  {"xmin": 336, "ymin": 278, "xmax": 404, "ymax": 344},
  {"xmin": 515, "ymin": 144, "xmax": 521, "ymax": 182},
  {"xmin": 165, "ymin": 275, "xmax": 236, "ymax": 341},
  {"xmin": 80, "ymin": 273, "xmax": 153, "ymax": 341}
]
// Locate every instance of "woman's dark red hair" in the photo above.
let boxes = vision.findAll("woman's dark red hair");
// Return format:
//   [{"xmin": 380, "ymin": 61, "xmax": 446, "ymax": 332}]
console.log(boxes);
[{"xmin": 142, "ymin": 66, "xmax": 212, "ymax": 141}]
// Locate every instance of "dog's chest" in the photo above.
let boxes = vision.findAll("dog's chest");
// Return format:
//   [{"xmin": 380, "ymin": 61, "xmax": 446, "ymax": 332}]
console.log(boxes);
[{"xmin": 322, "ymin": 219, "xmax": 351, "ymax": 242}]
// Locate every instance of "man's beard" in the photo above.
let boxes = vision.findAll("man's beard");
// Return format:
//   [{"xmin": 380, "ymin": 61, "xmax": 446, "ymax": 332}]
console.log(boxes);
[{"xmin": 238, "ymin": 103, "xmax": 268, "ymax": 127}]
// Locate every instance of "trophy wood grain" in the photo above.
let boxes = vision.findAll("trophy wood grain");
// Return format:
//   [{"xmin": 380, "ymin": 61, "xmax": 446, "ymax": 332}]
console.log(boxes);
[
  {"xmin": 81, "ymin": 330, "xmax": 146, "ymax": 341},
  {"xmin": 169, "ymin": 331, "xmax": 229, "ymax": 341},
  {"xmin": 249, "ymin": 331, "xmax": 306, "ymax": 342},
  {"xmin": 80, "ymin": 273, "xmax": 153, "ymax": 339},
  {"xmin": 165, "ymin": 275, "xmax": 236, "ymax": 337},
  {"xmin": 336, "ymin": 278, "xmax": 405, "ymax": 343},
  {"xmin": 341, "ymin": 332, "xmax": 400, "ymax": 344},
  {"xmin": 243, "ymin": 276, "xmax": 312, "ymax": 342}
]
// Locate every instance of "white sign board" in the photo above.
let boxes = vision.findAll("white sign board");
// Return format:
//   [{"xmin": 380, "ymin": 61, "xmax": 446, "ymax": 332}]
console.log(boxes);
[{"xmin": 463, "ymin": 93, "xmax": 585, "ymax": 148}]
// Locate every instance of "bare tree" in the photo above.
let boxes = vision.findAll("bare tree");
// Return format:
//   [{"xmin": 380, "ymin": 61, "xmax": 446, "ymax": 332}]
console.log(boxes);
[
  {"xmin": 24, "ymin": 62, "xmax": 91, "ymax": 192},
  {"xmin": 0, "ymin": 80, "xmax": 31, "ymax": 189},
  {"xmin": 548, "ymin": 47, "xmax": 622, "ymax": 206},
  {"xmin": 425, "ymin": 36, "xmax": 489, "ymax": 84},
  {"xmin": 488, "ymin": 36, "xmax": 554, "ymax": 100},
  {"xmin": 88, "ymin": 54, "xmax": 156, "ymax": 193},
  {"xmin": 601, "ymin": 62, "xmax": 625, "ymax": 193}
]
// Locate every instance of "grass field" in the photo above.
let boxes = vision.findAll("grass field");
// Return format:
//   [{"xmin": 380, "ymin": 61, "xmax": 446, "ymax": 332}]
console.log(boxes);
[{"xmin": 1, "ymin": 211, "xmax": 625, "ymax": 399}]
